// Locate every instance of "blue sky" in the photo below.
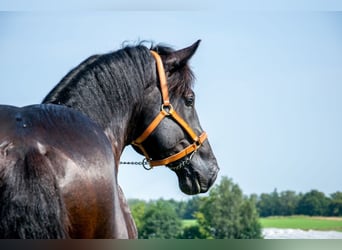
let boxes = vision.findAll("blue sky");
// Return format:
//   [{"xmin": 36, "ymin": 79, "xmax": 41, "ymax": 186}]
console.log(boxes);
[{"xmin": 1, "ymin": 4, "xmax": 342, "ymax": 200}]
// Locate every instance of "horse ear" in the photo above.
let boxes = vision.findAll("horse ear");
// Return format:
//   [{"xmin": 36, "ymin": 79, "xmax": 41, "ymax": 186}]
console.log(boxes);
[{"xmin": 165, "ymin": 40, "xmax": 201, "ymax": 71}]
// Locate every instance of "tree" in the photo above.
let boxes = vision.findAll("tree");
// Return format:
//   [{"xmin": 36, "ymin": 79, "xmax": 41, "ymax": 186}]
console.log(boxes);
[
  {"xmin": 129, "ymin": 199, "xmax": 147, "ymax": 233},
  {"xmin": 196, "ymin": 177, "xmax": 262, "ymax": 239},
  {"xmin": 257, "ymin": 193, "xmax": 274, "ymax": 217},
  {"xmin": 166, "ymin": 198, "xmax": 187, "ymax": 219},
  {"xmin": 139, "ymin": 200, "xmax": 182, "ymax": 239},
  {"xmin": 278, "ymin": 191, "xmax": 300, "ymax": 216},
  {"xmin": 183, "ymin": 196, "xmax": 202, "ymax": 219},
  {"xmin": 257, "ymin": 189, "xmax": 300, "ymax": 217},
  {"xmin": 329, "ymin": 192, "xmax": 342, "ymax": 216},
  {"xmin": 181, "ymin": 224, "xmax": 207, "ymax": 239},
  {"xmin": 238, "ymin": 195, "xmax": 263, "ymax": 239},
  {"xmin": 296, "ymin": 190, "xmax": 330, "ymax": 216}
]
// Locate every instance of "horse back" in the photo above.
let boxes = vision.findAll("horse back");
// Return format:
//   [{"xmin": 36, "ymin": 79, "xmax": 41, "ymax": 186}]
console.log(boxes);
[
  {"xmin": 0, "ymin": 104, "xmax": 113, "ymax": 166},
  {"xmin": 0, "ymin": 104, "xmax": 118, "ymax": 238}
]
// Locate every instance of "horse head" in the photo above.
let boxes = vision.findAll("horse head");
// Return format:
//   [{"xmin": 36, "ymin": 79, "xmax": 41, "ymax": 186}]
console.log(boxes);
[{"xmin": 132, "ymin": 40, "xmax": 219, "ymax": 195}]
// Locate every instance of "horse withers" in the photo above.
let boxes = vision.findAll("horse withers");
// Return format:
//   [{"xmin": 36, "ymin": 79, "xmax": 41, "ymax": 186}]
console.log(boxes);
[{"xmin": 0, "ymin": 40, "xmax": 219, "ymax": 238}]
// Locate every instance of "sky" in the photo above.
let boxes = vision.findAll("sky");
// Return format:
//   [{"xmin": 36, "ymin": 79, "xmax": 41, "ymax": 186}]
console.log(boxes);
[{"xmin": 1, "ymin": 2, "xmax": 342, "ymax": 200}]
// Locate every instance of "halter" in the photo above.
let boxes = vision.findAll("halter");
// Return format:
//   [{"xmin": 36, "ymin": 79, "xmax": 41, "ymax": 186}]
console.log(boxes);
[{"xmin": 131, "ymin": 50, "xmax": 208, "ymax": 170}]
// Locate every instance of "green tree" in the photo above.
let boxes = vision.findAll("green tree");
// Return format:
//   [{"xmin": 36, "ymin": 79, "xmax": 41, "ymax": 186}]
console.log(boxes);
[
  {"xmin": 183, "ymin": 196, "xmax": 202, "ymax": 219},
  {"xmin": 257, "ymin": 193, "xmax": 274, "ymax": 217},
  {"xmin": 181, "ymin": 224, "xmax": 207, "ymax": 239},
  {"xmin": 196, "ymin": 176, "xmax": 262, "ymax": 239},
  {"xmin": 329, "ymin": 192, "xmax": 342, "ymax": 216},
  {"xmin": 129, "ymin": 199, "xmax": 147, "ymax": 233},
  {"xmin": 139, "ymin": 200, "xmax": 182, "ymax": 239},
  {"xmin": 278, "ymin": 191, "xmax": 300, "ymax": 216},
  {"xmin": 296, "ymin": 190, "xmax": 330, "ymax": 216},
  {"xmin": 166, "ymin": 198, "xmax": 187, "ymax": 219},
  {"xmin": 257, "ymin": 189, "xmax": 283, "ymax": 217}
]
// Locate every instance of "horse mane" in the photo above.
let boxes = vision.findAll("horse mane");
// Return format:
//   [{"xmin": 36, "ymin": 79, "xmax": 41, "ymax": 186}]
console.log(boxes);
[{"xmin": 43, "ymin": 43, "xmax": 195, "ymax": 128}]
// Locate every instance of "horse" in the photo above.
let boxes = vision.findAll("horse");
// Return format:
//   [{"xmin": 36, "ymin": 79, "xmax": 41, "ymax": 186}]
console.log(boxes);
[{"xmin": 0, "ymin": 40, "xmax": 219, "ymax": 238}]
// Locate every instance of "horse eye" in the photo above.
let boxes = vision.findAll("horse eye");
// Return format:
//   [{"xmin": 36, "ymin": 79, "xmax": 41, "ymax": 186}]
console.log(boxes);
[{"xmin": 185, "ymin": 96, "xmax": 195, "ymax": 107}]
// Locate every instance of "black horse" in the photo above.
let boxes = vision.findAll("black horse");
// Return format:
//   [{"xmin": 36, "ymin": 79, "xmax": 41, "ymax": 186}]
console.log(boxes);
[{"xmin": 0, "ymin": 40, "xmax": 219, "ymax": 238}]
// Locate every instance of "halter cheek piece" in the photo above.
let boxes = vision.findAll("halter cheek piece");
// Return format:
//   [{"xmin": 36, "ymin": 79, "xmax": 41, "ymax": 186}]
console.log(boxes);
[{"xmin": 131, "ymin": 50, "xmax": 208, "ymax": 170}]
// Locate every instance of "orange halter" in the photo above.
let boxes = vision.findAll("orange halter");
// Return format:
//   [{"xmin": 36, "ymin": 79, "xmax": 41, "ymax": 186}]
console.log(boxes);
[{"xmin": 131, "ymin": 50, "xmax": 208, "ymax": 169}]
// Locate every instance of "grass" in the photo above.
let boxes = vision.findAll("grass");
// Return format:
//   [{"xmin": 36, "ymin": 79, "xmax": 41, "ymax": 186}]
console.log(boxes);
[
  {"xmin": 182, "ymin": 219, "xmax": 197, "ymax": 228},
  {"xmin": 183, "ymin": 216, "xmax": 342, "ymax": 232},
  {"xmin": 259, "ymin": 216, "xmax": 342, "ymax": 232}
]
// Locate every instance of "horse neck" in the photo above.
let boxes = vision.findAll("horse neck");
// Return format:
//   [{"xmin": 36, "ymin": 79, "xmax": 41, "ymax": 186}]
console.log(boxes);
[{"xmin": 43, "ymin": 47, "xmax": 156, "ymax": 158}]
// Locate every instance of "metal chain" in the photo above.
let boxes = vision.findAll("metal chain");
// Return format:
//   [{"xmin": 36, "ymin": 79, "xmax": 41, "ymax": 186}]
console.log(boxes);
[
  {"xmin": 120, "ymin": 150, "xmax": 197, "ymax": 171},
  {"xmin": 167, "ymin": 150, "xmax": 196, "ymax": 171},
  {"xmin": 119, "ymin": 158, "xmax": 152, "ymax": 170},
  {"xmin": 119, "ymin": 161, "xmax": 144, "ymax": 165}
]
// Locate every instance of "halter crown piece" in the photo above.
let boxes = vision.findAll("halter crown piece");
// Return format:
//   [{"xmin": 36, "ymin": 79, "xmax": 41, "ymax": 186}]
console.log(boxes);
[{"xmin": 131, "ymin": 50, "xmax": 208, "ymax": 170}]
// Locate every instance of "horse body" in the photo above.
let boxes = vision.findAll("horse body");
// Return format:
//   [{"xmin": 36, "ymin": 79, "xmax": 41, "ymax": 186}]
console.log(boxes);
[
  {"xmin": 0, "ymin": 41, "xmax": 219, "ymax": 238},
  {"xmin": 0, "ymin": 104, "xmax": 132, "ymax": 238}
]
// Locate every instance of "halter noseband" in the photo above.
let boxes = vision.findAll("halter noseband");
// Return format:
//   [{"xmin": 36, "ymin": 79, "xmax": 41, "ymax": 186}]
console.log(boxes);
[{"xmin": 131, "ymin": 50, "xmax": 208, "ymax": 170}]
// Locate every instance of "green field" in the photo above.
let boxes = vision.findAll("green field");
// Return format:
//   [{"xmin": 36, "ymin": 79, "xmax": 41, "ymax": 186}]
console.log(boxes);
[
  {"xmin": 260, "ymin": 216, "xmax": 342, "ymax": 232},
  {"xmin": 182, "ymin": 219, "xmax": 197, "ymax": 228},
  {"xmin": 183, "ymin": 216, "xmax": 342, "ymax": 232}
]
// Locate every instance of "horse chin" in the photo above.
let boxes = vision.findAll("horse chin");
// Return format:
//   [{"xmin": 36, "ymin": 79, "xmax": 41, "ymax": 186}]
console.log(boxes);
[{"xmin": 170, "ymin": 164, "xmax": 208, "ymax": 195}]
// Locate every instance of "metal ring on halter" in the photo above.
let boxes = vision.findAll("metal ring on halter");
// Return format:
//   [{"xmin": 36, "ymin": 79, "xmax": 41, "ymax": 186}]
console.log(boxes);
[
  {"xmin": 161, "ymin": 104, "xmax": 174, "ymax": 115},
  {"xmin": 142, "ymin": 158, "xmax": 153, "ymax": 170}
]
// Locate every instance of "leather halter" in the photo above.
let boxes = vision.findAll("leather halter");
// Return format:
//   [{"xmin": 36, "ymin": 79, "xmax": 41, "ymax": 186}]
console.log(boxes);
[{"xmin": 131, "ymin": 50, "xmax": 208, "ymax": 169}]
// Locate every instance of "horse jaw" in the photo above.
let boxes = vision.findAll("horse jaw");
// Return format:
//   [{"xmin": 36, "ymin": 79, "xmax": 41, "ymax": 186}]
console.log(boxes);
[{"xmin": 171, "ymin": 161, "xmax": 218, "ymax": 195}]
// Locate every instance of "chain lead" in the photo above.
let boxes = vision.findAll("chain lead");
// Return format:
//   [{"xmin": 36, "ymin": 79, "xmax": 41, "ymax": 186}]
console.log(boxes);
[
  {"xmin": 120, "ymin": 150, "xmax": 197, "ymax": 171},
  {"xmin": 120, "ymin": 158, "xmax": 153, "ymax": 170}
]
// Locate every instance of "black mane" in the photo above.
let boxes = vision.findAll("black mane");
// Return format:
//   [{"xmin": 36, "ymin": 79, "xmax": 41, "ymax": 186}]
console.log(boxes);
[
  {"xmin": 43, "ymin": 43, "xmax": 194, "ymax": 130},
  {"xmin": 43, "ymin": 45, "xmax": 153, "ymax": 129}
]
